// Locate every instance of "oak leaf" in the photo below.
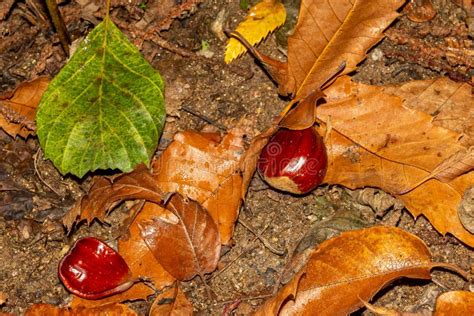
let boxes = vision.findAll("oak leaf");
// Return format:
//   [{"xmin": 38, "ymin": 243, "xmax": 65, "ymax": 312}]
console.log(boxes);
[
  {"xmin": 139, "ymin": 193, "xmax": 221, "ymax": 281},
  {"xmin": 149, "ymin": 283, "xmax": 194, "ymax": 316},
  {"xmin": 0, "ymin": 76, "xmax": 49, "ymax": 138},
  {"xmin": 434, "ymin": 291, "xmax": 474, "ymax": 315},
  {"xmin": 225, "ymin": 0, "xmax": 286, "ymax": 64},
  {"xmin": 24, "ymin": 303, "xmax": 137, "ymax": 315},
  {"xmin": 152, "ymin": 129, "xmax": 245, "ymax": 244},
  {"xmin": 256, "ymin": 226, "xmax": 462, "ymax": 315},
  {"xmin": 317, "ymin": 77, "xmax": 474, "ymax": 246}
]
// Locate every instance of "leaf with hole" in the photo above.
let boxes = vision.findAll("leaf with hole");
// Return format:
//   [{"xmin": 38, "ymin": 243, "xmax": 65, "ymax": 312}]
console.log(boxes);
[{"xmin": 36, "ymin": 16, "xmax": 165, "ymax": 177}]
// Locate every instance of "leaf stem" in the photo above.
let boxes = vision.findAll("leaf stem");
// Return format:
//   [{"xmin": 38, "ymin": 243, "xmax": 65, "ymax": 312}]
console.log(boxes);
[{"xmin": 105, "ymin": 0, "xmax": 111, "ymax": 18}]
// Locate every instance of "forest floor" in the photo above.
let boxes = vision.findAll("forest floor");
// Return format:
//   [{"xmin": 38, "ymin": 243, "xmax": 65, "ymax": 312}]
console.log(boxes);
[{"xmin": 0, "ymin": 0, "xmax": 472, "ymax": 314}]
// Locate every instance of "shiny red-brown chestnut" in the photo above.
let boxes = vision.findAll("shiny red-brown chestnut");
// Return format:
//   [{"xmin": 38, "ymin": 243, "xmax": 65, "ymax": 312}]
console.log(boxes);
[
  {"xmin": 58, "ymin": 237, "xmax": 134, "ymax": 299},
  {"xmin": 257, "ymin": 127, "xmax": 327, "ymax": 194}
]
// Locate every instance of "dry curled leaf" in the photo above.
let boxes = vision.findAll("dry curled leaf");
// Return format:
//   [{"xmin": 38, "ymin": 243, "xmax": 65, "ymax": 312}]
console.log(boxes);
[
  {"xmin": 256, "ymin": 226, "xmax": 463, "ymax": 316},
  {"xmin": 24, "ymin": 303, "xmax": 137, "ymax": 315},
  {"xmin": 317, "ymin": 77, "xmax": 474, "ymax": 246},
  {"xmin": 149, "ymin": 283, "xmax": 194, "ymax": 316},
  {"xmin": 458, "ymin": 186, "xmax": 474, "ymax": 234},
  {"xmin": 225, "ymin": 0, "xmax": 286, "ymax": 63},
  {"xmin": 0, "ymin": 76, "xmax": 49, "ymax": 138},
  {"xmin": 152, "ymin": 129, "xmax": 245, "ymax": 244},
  {"xmin": 433, "ymin": 291, "xmax": 474, "ymax": 315},
  {"xmin": 63, "ymin": 164, "xmax": 164, "ymax": 230},
  {"xmin": 139, "ymin": 193, "xmax": 221, "ymax": 281},
  {"xmin": 405, "ymin": 0, "xmax": 436, "ymax": 23}
]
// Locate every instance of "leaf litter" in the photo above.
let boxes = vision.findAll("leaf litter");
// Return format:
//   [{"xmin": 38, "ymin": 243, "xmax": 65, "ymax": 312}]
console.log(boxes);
[{"xmin": 0, "ymin": 0, "xmax": 474, "ymax": 314}]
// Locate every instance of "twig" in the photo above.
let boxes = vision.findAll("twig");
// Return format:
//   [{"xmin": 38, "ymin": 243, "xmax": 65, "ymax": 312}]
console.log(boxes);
[
  {"xmin": 238, "ymin": 218, "xmax": 285, "ymax": 255},
  {"xmin": 180, "ymin": 105, "xmax": 227, "ymax": 131},
  {"xmin": 44, "ymin": 0, "xmax": 71, "ymax": 57},
  {"xmin": 215, "ymin": 293, "xmax": 273, "ymax": 306},
  {"xmin": 33, "ymin": 149, "xmax": 61, "ymax": 196}
]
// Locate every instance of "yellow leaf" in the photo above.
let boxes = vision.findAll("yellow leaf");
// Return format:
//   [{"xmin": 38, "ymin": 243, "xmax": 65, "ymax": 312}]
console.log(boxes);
[{"xmin": 225, "ymin": 0, "xmax": 286, "ymax": 64}]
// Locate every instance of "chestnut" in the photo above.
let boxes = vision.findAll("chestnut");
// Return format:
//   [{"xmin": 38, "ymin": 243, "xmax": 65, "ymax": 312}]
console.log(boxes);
[
  {"xmin": 257, "ymin": 127, "xmax": 327, "ymax": 194},
  {"xmin": 58, "ymin": 237, "xmax": 134, "ymax": 299}
]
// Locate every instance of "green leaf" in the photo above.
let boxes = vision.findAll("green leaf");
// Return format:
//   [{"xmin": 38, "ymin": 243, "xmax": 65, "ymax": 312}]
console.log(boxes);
[{"xmin": 36, "ymin": 16, "xmax": 165, "ymax": 178}]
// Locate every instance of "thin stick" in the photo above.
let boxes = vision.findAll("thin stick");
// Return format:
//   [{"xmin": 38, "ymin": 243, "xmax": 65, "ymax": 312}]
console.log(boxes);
[
  {"xmin": 33, "ymin": 149, "xmax": 61, "ymax": 196},
  {"xmin": 44, "ymin": 0, "xmax": 71, "ymax": 57},
  {"xmin": 180, "ymin": 105, "xmax": 227, "ymax": 131},
  {"xmin": 238, "ymin": 218, "xmax": 285, "ymax": 255}
]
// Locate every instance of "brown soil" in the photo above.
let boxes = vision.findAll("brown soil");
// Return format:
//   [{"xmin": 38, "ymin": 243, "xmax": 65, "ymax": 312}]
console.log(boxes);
[{"xmin": 0, "ymin": 0, "xmax": 472, "ymax": 315}]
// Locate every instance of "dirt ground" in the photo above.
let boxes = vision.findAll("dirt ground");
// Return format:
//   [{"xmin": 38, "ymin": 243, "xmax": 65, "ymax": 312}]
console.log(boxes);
[{"xmin": 0, "ymin": 0, "xmax": 472, "ymax": 315}]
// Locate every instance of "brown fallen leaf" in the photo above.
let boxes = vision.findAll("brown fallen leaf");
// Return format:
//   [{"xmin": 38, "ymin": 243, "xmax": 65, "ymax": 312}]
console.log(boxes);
[
  {"xmin": 152, "ymin": 129, "xmax": 245, "ymax": 244},
  {"xmin": 0, "ymin": 76, "xmax": 49, "ymax": 138},
  {"xmin": 382, "ymin": 78, "xmax": 473, "ymax": 147},
  {"xmin": 149, "ymin": 283, "xmax": 194, "ymax": 316},
  {"xmin": 139, "ymin": 193, "xmax": 221, "ymax": 281},
  {"xmin": 63, "ymin": 164, "xmax": 164, "ymax": 230},
  {"xmin": 434, "ymin": 291, "xmax": 474, "ymax": 315},
  {"xmin": 71, "ymin": 283, "xmax": 154, "ymax": 308},
  {"xmin": 316, "ymin": 77, "xmax": 474, "ymax": 246},
  {"xmin": 256, "ymin": 226, "xmax": 464, "ymax": 315},
  {"xmin": 458, "ymin": 186, "xmax": 474, "ymax": 234},
  {"xmin": 118, "ymin": 202, "xmax": 176, "ymax": 290},
  {"xmin": 405, "ymin": 0, "xmax": 436, "ymax": 23},
  {"xmin": 24, "ymin": 302, "xmax": 137, "ymax": 315}
]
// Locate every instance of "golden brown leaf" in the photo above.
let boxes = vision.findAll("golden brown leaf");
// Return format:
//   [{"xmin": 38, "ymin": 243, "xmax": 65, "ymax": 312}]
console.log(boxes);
[
  {"xmin": 434, "ymin": 291, "xmax": 474, "ymax": 315},
  {"xmin": 257, "ymin": 226, "xmax": 459, "ymax": 315},
  {"xmin": 0, "ymin": 76, "xmax": 49, "ymax": 138},
  {"xmin": 225, "ymin": 0, "xmax": 286, "ymax": 64},
  {"xmin": 149, "ymin": 284, "xmax": 194, "ymax": 316},
  {"xmin": 139, "ymin": 193, "xmax": 221, "ymax": 280},
  {"xmin": 25, "ymin": 302, "xmax": 137, "ymax": 315},
  {"xmin": 283, "ymin": 0, "xmax": 404, "ymax": 98},
  {"xmin": 382, "ymin": 78, "xmax": 473, "ymax": 147},
  {"xmin": 152, "ymin": 129, "xmax": 245, "ymax": 244},
  {"xmin": 118, "ymin": 202, "xmax": 176, "ymax": 289},
  {"xmin": 63, "ymin": 164, "xmax": 164, "ymax": 230},
  {"xmin": 405, "ymin": 0, "xmax": 436, "ymax": 23},
  {"xmin": 316, "ymin": 77, "xmax": 474, "ymax": 246}
]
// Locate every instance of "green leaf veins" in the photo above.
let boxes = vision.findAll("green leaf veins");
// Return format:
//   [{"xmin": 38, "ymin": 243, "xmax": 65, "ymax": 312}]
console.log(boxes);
[{"xmin": 36, "ymin": 16, "xmax": 165, "ymax": 177}]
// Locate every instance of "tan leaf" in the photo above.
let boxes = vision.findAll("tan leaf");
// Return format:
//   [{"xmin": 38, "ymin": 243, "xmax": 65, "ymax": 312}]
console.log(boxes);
[
  {"xmin": 316, "ymin": 77, "xmax": 474, "ymax": 246},
  {"xmin": 152, "ymin": 129, "xmax": 245, "ymax": 244},
  {"xmin": 0, "ymin": 76, "xmax": 49, "ymax": 138},
  {"xmin": 382, "ymin": 78, "xmax": 473, "ymax": 147},
  {"xmin": 71, "ymin": 283, "xmax": 154, "ymax": 308},
  {"xmin": 434, "ymin": 291, "xmax": 474, "ymax": 315},
  {"xmin": 139, "ymin": 193, "xmax": 221, "ymax": 280},
  {"xmin": 225, "ymin": 0, "xmax": 286, "ymax": 63},
  {"xmin": 118, "ymin": 202, "xmax": 176, "ymax": 289},
  {"xmin": 284, "ymin": 0, "xmax": 404, "ymax": 98},
  {"xmin": 405, "ymin": 0, "xmax": 436, "ymax": 23},
  {"xmin": 63, "ymin": 164, "xmax": 164, "ymax": 230},
  {"xmin": 149, "ymin": 283, "xmax": 194, "ymax": 316},
  {"xmin": 256, "ymin": 226, "xmax": 462, "ymax": 315},
  {"xmin": 25, "ymin": 303, "xmax": 137, "ymax": 315}
]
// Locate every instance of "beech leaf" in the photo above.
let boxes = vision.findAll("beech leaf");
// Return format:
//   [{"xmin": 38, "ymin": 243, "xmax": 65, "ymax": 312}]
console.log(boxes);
[
  {"xmin": 139, "ymin": 193, "xmax": 221, "ymax": 280},
  {"xmin": 24, "ymin": 303, "xmax": 137, "ymax": 315},
  {"xmin": 225, "ymin": 0, "xmax": 286, "ymax": 63},
  {"xmin": 256, "ymin": 226, "xmax": 463, "ymax": 315},
  {"xmin": 36, "ymin": 16, "xmax": 165, "ymax": 177},
  {"xmin": 149, "ymin": 283, "xmax": 194, "ymax": 316},
  {"xmin": 434, "ymin": 291, "xmax": 474, "ymax": 315},
  {"xmin": 0, "ymin": 76, "xmax": 49, "ymax": 138}
]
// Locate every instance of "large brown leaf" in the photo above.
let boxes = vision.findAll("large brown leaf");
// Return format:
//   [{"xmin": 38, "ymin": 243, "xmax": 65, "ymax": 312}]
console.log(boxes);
[
  {"xmin": 256, "ymin": 226, "xmax": 461, "ymax": 315},
  {"xmin": 0, "ymin": 76, "xmax": 49, "ymax": 138},
  {"xmin": 152, "ymin": 129, "xmax": 245, "ymax": 244},
  {"xmin": 139, "ymin": 193, "xmax": 221, "ymax": 280},
  {"xmin": 149, "ymin": 283, "xmax": 194, "ymax": 316},
  {"xmin": 272, "ymin": 0, "xmax": 404, "ymax": 97},
  {"xmin": 434, "ymin": 291, "xmax": 474, "ymax": 315},
  {"xmin": 24, "ymin": 303, "xmax": 137, "ymax": 316},
  {"xmin": 63, "ymin": 164, "xmax": 164, "ymax": 230},
  {"xmin": 316, "ymin": 77, "xmax": 474, "ymax": 246}
]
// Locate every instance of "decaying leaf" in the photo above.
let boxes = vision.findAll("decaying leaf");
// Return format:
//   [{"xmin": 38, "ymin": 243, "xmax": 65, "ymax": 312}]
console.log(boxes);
[
  {"xmin": 139, "ymin": 193, "xmax": 221, "ymax": 280},
  {"xmin": 256, "ymin": 226, "xmax": 463, "ymax": 315},
  {"xmin": 458, "ymin": 186, "xmax": 474, "ymax": 234},
  {"xmin": 434, "ymin": 291, "xmax": 474, "ymax": 315},
  {"xmin": 149, "ymin": 283, "xmax": 194, "ymax": 316},
  {"xmin": 0, "ymin": 76, "xmax": 49, "ymax": 138},
  {"xmin": 152, "ymin": 129, "xmax": 245, "ymax": 244},
  {"xmin": 24, "ymin": 303, "xmax": 137, "ymax": 315},
  {"xmin": 225, "ymin": 0, "xmax": 286, "ymax": 63},
  {"xmin": 317, "ymin": 77, "xmax": 474, "ymax": 246},
  {"xmin": 118, "ymin": 202, "xmax": 176, "ymax": 289},
  {"xmin": 63, "ymin": 164, "xmax": 163, "ymax": 230},
  {"xmin": 405, "ymin": 0, "xmax": 436, "ymax": 23}
]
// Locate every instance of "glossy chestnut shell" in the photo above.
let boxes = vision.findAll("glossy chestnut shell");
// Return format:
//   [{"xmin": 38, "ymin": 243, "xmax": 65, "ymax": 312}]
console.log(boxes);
[
  {"xmin": 58, "ymin": 237, "xmax": 133, "ymax": 299},
  {"xmin": 257, "ymin": 127, "xmax": 327, "ymax": 194}
]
